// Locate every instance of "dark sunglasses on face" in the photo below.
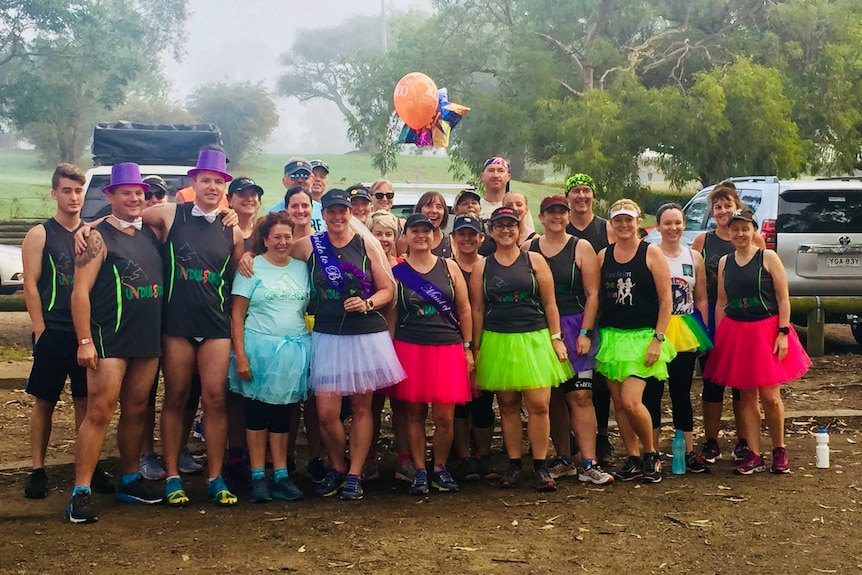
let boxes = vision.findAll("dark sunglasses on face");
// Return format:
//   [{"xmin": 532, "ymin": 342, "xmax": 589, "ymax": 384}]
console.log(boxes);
[
  {"xmin": 144, "ymin": 190, "xmax": 166, "ymax": 200},
  {"xmin": 374, "ymin": 192, "xmax": 395, "ymax": 200},
  {"xmin": 290, "ymin": 173, "xmax": 310, "ymax": 180}
]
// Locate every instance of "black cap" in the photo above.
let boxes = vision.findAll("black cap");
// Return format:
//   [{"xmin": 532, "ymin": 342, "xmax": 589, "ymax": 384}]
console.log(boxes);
[
  {"xmin": 284, "ymin": 160, "xmax": 313, "ymax": 175},
  {"xmin": 321, "ymin": 188, "xmax": 352, "ymax": 209},
  {"xmin": 228, "ymin": 176, "xmax": 264, "ymax": 197},
  {"xmin": 729, "ymin": 207, "xmax": 757, "ymax": 225},
  {"xmin": 142, "ymin": 175, "xmax": 169, "ymax": 196},
  {"xmin": 405, "ymin": 213, "xmax": 434, "ymax": 229},
  {"xmin": 453, "ymin": 214, "xmax": 482, "ymax": 233},
  {"xmin": 455, "ymin": 188, "xmax": 481, "ymax": 205},
  {"xmin": 310, "ymin": 159, "xmax": 330, "ymax": 174},
  {"xmin": 347, "ymin": 184, "xmax": 372, "ymax": 202},
  {"xmin": 489, "ymin": 206, "xmax": 520, "ymax": 223}
]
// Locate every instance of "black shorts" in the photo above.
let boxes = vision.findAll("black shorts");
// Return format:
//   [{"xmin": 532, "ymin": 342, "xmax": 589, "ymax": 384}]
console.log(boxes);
[{"xmin": 26, "ymin": 328, "xmax": 87, "ymax": 402}]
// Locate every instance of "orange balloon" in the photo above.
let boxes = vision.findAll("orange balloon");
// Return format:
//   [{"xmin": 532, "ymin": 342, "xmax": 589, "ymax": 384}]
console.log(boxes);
[{"xmin": 393, "ymin": 72, "xmax": 439, "ymax": 130}]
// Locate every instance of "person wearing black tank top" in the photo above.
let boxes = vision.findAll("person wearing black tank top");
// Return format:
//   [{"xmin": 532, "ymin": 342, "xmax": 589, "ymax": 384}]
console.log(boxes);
[
  {"xmin": 469, "ymin": 207, "xmax": 573, "ymax": 492},
  {"xmin": 703, "ymin": 208, "xmax": 810, "ymax": 475},
  {"xmin": 596, "ymin": 199, "xmax": 675, "ymax": 484}
]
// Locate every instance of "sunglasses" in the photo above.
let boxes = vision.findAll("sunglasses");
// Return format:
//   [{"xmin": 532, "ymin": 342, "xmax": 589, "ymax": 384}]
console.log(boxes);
[
  {"xmin": 144, "ymin": 190, "xmax": 166, "ymax": 200},
  {"xmin": 374, "ymin": 192, "xmax": 395, "ymax": 200},
  {"xmin": 290, "ymin": 173, "xmax": 310, "ymax": 180}
]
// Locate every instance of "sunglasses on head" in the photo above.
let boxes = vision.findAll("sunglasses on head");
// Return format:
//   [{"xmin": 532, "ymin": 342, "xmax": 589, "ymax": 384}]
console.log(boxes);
[
  {"xmin": 144, "ymin": 190, "xmax": 166, "ymax": 200},
  {"xmin": 374, "ymin": 192, "xmax": 395, "ymax": 200},
  {"xmin": 290, "ymin": 172, "xmax": 310, "ymax": 180}
]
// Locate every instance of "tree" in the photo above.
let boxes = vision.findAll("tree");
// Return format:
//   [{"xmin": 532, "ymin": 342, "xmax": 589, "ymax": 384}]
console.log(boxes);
[{"xmin": 187, "ymin": 82, "xmax": 279, "ymax": 165}]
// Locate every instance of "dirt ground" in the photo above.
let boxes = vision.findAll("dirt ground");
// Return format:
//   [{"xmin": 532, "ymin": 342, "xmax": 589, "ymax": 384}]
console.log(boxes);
[{"xmin": 1, "ymin": 309, "xmax": 862, "ymax": 575}]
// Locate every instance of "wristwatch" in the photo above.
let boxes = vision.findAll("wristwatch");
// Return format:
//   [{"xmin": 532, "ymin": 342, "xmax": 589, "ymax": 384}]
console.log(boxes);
[
  {"xmin": 365, "ymin": 299, "xmax": 375, "ymax": 312},
  {"xmin": 551, "ymin": 332, "xmax": 564, "ymax": 341},
  {"xmin": 464, "ymin": 341, "xmax": 473, "ymax": 350},
  {"xmin": 653, "ymin": 332, "xmax": 665, "ymax": 342},
  {"xmin": 778, "ymin": 326, "xmax": 790, "ymax": 335},
  {"xmin": 579, "ymin": 328, "xmax": 593, "ymax": 338}
]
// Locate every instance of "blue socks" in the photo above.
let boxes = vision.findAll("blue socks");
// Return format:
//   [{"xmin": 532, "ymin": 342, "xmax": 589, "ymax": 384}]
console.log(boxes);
[
  {"xmin": 252, "ymin": 467, "xmax": 266, "ymax": 481},
  {"xmin": 273, "ymin": 467, "xmax": 288, "ymax": 482},
  {"xmin": 72, "ymin": 485, "xmax": 91, "ymax": 496}
]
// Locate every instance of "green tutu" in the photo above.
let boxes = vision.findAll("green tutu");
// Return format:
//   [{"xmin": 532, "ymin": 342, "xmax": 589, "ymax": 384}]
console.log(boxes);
[
  {"xmin": 596, "ymin": 327, "xmax": 677, "ymax": 382},
  {"xmin": 476, "ymin": 328, "xmax": 573, "ymax": 391}
]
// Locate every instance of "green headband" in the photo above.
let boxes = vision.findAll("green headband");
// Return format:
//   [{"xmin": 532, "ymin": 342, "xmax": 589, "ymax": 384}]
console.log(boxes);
[{"xmin": 565, "ymin": 173, "xmax": 596, "ymax": 192}]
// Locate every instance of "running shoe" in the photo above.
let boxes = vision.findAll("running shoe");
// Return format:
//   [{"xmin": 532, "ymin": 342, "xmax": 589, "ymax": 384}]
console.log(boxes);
[
  {"xmin": 733, "ymin": 439, "xmax": 751, "ymax": 462},
  {"xmin": 578, "ymin": 461, "xmax": 614, "ymax": 485},
  {"xmin": 613, "ymin": 456, "xmax": 644, "ymax": 482},
  {"xmin": 456, "ymin": 457, "xmax": 480, "ymax": 481},
  {"xmin": 166, "ymin": 476, "xmax": 189, "ymax": 506},
  {"xmin": 500, "ymin": 463, "xmax": 522, "ymax": 489},
  {"xmin": 66, "ymin": 491, "xmax": 97, "ymax": 524},
  {"xmin": 431, "ymin": 468, "xmax": 460, "ymax": 492},
  {"xmin": 735, "ymin": 451, "xmax": 766, "ymax": 475},
  {"xmin": 361, "ymin": 462, "xmax": 380, "ymax": 481},
  {"xmin": 315, "ymin": 469, "xmax": 347, "ymax": 497},
  {"xmin": 548, "ymin": 457, "xmax": 577, "ymax": 479},
  {"xmin": 409, "ymin": 469, "xmax": 430, "ymax": 495},
  {"xmin": 250, "ymin": 477, "xmax": 272, "ymax": 503},
  {"xmin": 192, "ymin": 417, "xmax": 205, "ymax": 441},
  {"xmin": 535, "ymin": 467, "xmax": 557, "ymax": 492},
  {"xmin": 770, "ymin": 446, "xmax": 790, "ymax": 474},
  {"xmin": 340, "ymin": 474, "xmax": 363, "ymax": 501},
  {"xmin": 477, "ymin": 454, "xmax": 500, "ymax": 480},
  {"xmin": 685, "ymin": 451, "xmax": 711, "ymax": 474},
  {"xmin": 272, "ymin": 477, "xmax": 305, "ymax": 501},
  {"xmin": 91, "ymin": 465, "xmax": 115, "ymax": 494},
  {"xmin": 140, "ymin": 453, "xmax": 167, "ymax": 481},
  {"xmin": 596, "ymin": 434, "xmax": 615, "ymax": 467},
  {"xmin": 642, "ymin": 452, "xmax": 663, "ymax": 483},
  {"xmin": 24, "ymin": 468, "xmax": 48, "ymax": 499},
  {"xmin": 701, "ymin": 438, "xmax": 721, "ymax": 464},
  {"xmin": 116, "ymin": 475, "xmax": 163, "ymax": 504},
  {"xmin": 306, "ymin": 457, "xmax": 327, "ymax": 483},
  {"xmin": 206, "ymin": 476, "xmax": 238, "ymax": 506},
  {"xmin": 179, "ymin": 447, "xmax": 203, "ymax": 475},
  {"xmin": 394, "ymin": 459, "xmax": 417, "ymax": 482}
]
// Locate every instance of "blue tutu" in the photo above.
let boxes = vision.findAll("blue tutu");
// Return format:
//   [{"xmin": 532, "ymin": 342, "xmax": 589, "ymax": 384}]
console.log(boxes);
[
  {"xmin": 229, "ymin": 329, "xmax": 311, "ymax": 405},
  {"xmin": 310, "ymin": 330, "xmax": 406, "ymax": 396}
]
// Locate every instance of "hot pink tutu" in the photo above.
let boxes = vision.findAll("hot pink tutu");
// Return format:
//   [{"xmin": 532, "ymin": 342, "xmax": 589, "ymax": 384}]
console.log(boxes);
[
  {"xmin": 703, "ymin": 315, "xmax": 811, "ymax": 388},
  {"xmin": 393, "ymin": 340, "xmax": 473, "ymax": 404}
]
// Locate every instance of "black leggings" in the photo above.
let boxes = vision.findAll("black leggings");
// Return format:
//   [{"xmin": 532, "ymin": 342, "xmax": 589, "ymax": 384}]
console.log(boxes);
[
  {"xmin": 699, "ymin": 353, "xmax": 741, "ymax": 403},
  {"xmin": 666, "ymin": 351, "xmax": 697, "ymax": 431},
  {"xmin": 592, "ymin": 372, "xmax": 611, "ymax": 431},
  {"xmin": 246, "ymin": 399, "xmax": 295, "ymax": 433},
  {"xmin": 640, "ymin": 377, "xmax": 665, "ymax": 429},
  {"xmin": 454, "ymin": 390, "xmax": 495, "ymax": 429}
]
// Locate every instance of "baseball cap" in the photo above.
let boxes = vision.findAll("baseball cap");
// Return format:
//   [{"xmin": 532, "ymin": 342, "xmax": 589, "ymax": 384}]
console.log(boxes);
[
  {"xmin": 728, "ymin": 207, "xmax": 757, "ymax": 225},
  {"xmin": 310, "ymin": 160, "xmax": 330, "ymax": 174},
  {"xmin": 540, "ymin": 195, "xmax": 569, "ymax": 213},
  {"xmin": 452, "ymin": 214, "xmax": 482, "ymax": 233},
  {"xmin": 142, "ymin": 175, "xmax": 169, "ymax": 196},
  {"xmin": 455, "ymin": 188, "xmax": 481, "ymax": 205},
  {"xmin": 405, "ymin": 213, "xmax": 434, "ymax": 229},
  {"xmin": 346, "ymin": 184, "xmax": 372, "ymax": 202},
  {"xmin": 489, "ymin": 207, "xmax": 520, "ymax": 223},
  {"xmin": 228, "ymin": 177, "xmax": 264, "ymax": 197},
  {"xmin": 321, "ymin": 188, "xmax": 351, "ymax": 209},
  {"xmin": 284, "ymin": 159, "xmax": 313, "ymax": 175}
]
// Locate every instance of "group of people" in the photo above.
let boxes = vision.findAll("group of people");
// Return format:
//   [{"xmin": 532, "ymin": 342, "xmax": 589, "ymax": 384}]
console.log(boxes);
[{"xmin": 21, "ymin": 151, "xmax": 811, "ymax": 525}]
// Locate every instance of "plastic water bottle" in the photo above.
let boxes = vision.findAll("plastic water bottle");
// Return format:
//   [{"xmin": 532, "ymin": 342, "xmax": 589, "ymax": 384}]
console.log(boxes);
[
  {"xmin": 815, "ymin": 428, "xmax": 830, "ymax": 469},
  {"xmin": 672, "ymin": 429, "xmax": 686, "ymax": 474}
]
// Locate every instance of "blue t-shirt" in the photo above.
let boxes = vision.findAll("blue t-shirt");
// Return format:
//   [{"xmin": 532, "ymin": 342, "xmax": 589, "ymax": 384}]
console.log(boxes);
[
  {"xmin": 267, "ymin": 198, "xmax": 326, "ymax": 233},
  {"xmin": 231, "ymin": 256, "xmax": 310, "ymax": 336}
]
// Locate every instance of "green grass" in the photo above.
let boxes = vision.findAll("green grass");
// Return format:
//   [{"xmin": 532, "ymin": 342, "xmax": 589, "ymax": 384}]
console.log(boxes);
[
  {"xmin": 0, "ymin": 150, "xmax": 56, "ymax": 219},
  {"xmin": 0, "ymin": 343, "xmax": 31, "ymax": 362}
]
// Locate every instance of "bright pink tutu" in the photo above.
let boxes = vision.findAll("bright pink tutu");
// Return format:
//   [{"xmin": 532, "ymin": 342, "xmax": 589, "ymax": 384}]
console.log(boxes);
[
  {"xmin": 393, "ymin": 340, "xmax": 473, "ymax": 404},
  {"xmin": 703, "ymin": 315, "xmax": 811, "ymax": 388}
]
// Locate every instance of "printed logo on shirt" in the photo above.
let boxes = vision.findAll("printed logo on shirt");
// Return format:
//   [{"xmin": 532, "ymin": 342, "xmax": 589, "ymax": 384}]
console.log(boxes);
[
  {"xmin": 51, "ymin": 253, "xmax": 75, "ymax": 286},
  {"xmin": 605, "ymin": 270, "xmax": 635, "ymax": 306},
  {"xmin": 671, "ymin": 276, "xmax": 693, "ymax": 314},
  {"xmin": 119, "ymin": 261, "xmax": 162, "ymax": 300},
  {"xmin": 173, "ymin": 242, "xmax": 225, "ymax": 286}
]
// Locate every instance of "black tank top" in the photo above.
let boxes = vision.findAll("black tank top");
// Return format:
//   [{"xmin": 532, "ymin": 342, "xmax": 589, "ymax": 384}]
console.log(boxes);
[
  {"xmin": 163, "ymin": 204, "xmax": 235, "ymax": 338},
  {"xmin": 600, "ymin": 242, "xmax": 658, "ymax": 329},
  {"xmin": 90, "ymin": 221, "xmax": 163, "ymax": 358},
  {"xmin": 702, "ymin": 231, "xmax": 734, "ymax": 304},
  {"xmin": 566, "ymin": 215, "xmax": 609, "ymax": 252},
  {"xmin": 395, "ymin": 258, "xmax": 461, "ymax": 345},
  {"xmin": 723, "ymin": 249, "xmax": 778, "ymax": 321},
  {"xmin": 528, "ymin": 236, "xmax": 585, "ymax": 315},
  {"xmin": 431, "ymin": 234, "xmax": 452, "ymax": 258},
  {"xmin": 483, "ymin": 251, "xmax": 546, "ymax": 333},
  {"xmin": 38, "ymin": 218, "xmax": 82, "ymax": 331},
  {"xmin": 309, "ymin": 234, "xmax": 388, "ymax": 335}
]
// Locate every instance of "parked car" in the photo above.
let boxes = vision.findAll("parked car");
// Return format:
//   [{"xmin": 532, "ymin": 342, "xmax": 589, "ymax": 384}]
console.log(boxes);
[
  {"xmin": 81, "ymin": 164, "xmax": 193, "ymax": 221},
  {"xmin": 368, "ymin": 183, "xmax": 460, "ymax": 234},
  {"xmin": 646, "ymin": 176, "xmax": 862, "ymax": 343},
  {"xmin": 0, "ymin": 244, "xmax": 24, "ymax": 295}
]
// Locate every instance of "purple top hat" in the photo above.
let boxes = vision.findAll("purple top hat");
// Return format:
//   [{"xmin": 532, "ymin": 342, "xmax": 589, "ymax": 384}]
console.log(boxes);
[
  {"xmin": 102, "ymin": 162, "xmax": 150, "ymax": 194},
  {"xmin": 188, "ymin": 149, "xmax": 232, "ymax": 182}
]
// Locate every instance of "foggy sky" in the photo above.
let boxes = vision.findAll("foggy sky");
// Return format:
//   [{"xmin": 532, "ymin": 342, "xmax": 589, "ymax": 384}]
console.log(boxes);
[{"xmin": 162, "ymin": 0, "xmax": 433, "ymax": 154}]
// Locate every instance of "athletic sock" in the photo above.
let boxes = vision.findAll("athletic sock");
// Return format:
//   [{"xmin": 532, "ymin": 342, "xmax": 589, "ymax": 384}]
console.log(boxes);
[
  {"xmin": 508, "ymin": 458, "xmax": 522, "ymax": 469},
  {"xmin": 533, "ymin": 458, "xmax": 547, "ymax": 472},
  {"xmin": 72, "ymin": 485, "xmax": 91, "ymax": 496},
  {"xmin": 120, "ymin": 472, "xmax": 139, "ymax": 486},
  {"xmin": 251, "ymin": 467, "xmax": 265, "ymax": 481},
  {"xmin": 273, "ymin": 467, "xmax": 288, "ymax": 482}
]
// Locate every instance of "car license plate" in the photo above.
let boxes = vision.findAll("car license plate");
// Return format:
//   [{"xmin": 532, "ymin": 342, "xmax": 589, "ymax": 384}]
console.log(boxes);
[{"xmin": 826, "ymin": 257, "xmax": 861, "ymax": 267}]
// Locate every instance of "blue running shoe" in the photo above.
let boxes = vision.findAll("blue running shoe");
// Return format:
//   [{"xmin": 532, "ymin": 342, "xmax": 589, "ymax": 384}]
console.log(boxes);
[
  {"xmin": 430, "ymin": 468, "xmax": 459, "ymax": 492},
  {"xmin": 340, "ymin": 474, "xmax": 363, "ymax": 501},
  {"xmin": 315, "ymin": 469, "xmax": 346, "ymax": 497},
  {"xmin": 116, "ymin": 475, "xmax": 163, "ymax": 504},
  {"xmin": 166, "ymin": 476, "xmax": 189, "ymax": 507},
  {"xmin": 409, "ymin": 469, "xmax": 429, "ymax": 495},
  {"xmin": 250, "ymin": 477, "xmax": 272, "ymax": 503},
  {"xmin": 272, "ymin": 477, "xmax": 305, "ymax": 501},
  {"xmin": 206, "ymin": 476, "xmax": 238, "ymax": 506},
  {"xmin": 67, "ymin": 490, "xmax": 97, "ymax": 524}
]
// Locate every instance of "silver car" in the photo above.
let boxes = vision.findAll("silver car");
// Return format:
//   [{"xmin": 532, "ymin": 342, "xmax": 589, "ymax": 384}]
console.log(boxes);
[{"xmin": 0, "ymin": 244, "xmax": 24, "ymax": 295}]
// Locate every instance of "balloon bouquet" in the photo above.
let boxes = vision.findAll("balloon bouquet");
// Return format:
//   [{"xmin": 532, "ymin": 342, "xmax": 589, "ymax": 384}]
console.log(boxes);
[{"xmin": 393, "ymin": 72, "xmax": 469, "ymax": 148}]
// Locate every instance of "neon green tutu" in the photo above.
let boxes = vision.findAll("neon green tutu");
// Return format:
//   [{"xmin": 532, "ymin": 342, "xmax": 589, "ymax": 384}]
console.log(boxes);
[
  {"xmin": 476, "ymin": 328, "xmax": 573, "ymax": 391},
  {"xmin": 666, "ymin": 314, "xmax": 713, "ymax": 353},
  {"xmin": 596, "ymin": 327, "xmax": 677, "ymax": 382}
]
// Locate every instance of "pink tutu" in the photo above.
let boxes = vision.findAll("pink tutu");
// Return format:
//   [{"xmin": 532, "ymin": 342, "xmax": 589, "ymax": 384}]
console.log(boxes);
[
  {"xmin": 703, "ymin": 315, "xmax": 811, "ymax": 388},
  {"xmin": 393, "ymin": 340, "xmax": 473, "ymax": 404}
]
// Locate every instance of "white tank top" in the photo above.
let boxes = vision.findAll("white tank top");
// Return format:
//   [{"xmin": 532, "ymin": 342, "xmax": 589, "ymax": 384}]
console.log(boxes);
[{"xmin": 665, "ymin": 247, "xmax": 696, "ymax": 315}]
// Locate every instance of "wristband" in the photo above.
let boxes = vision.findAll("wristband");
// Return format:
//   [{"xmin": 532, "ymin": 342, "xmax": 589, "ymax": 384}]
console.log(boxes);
[
  {"xmin": 777, "ymin": 326, "xmax": 790, "ymax": 335},
  {"xmin": 551, "ymin": 332, "xmax": 563, "ymax": 341},
  {"xmin": 78, "ymin": 338, "xmax": 93, "ymax": 346}
]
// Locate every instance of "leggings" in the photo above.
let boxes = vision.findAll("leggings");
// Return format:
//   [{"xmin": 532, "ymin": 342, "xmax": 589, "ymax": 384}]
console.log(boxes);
[
  {"xmin": 666, "ymin": 351, "xmax": 697, "ymax": 431},
  {"xmin": 246, "ymin": 399, "xmax": 295, "ymax": 433},
  {"xmin": 640, "ymin": 377, "xmax": 665, "ymax": 429},
  {"xmin": 699, "ymin": 353, "xmax": 741, "ymax": 403},
  {"xmin": 454, "ymin": 390, "xmax": 496, "ymax": 429},
  {"xmin": 592, "ymin": 372, "xmax": 611, "ymax": 430}
]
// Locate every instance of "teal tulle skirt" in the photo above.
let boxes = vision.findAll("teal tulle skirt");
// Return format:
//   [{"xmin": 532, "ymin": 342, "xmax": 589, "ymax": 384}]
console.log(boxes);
[
  {"xmin": 475, "ymin": 328, "xmax": 573, "ymax": 392},
  {"xmin": 596, "ymin": 327, "xmax": 677, "ymax": 382}
]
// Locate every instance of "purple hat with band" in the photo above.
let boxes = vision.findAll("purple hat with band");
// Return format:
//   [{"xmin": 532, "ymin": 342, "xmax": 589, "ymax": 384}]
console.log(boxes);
[
  {"xmin": 102, "ymin": 162, "xmax": 150, "ymax": 194},
  {"xmin": 188, "ymin": 149, "xmax": 232, "ymax": 182}
]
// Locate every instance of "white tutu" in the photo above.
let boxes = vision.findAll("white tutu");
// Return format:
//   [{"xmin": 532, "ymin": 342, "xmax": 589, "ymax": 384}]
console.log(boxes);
[{"xmin": 310, "ymin": 330, "xmax": 406, "ymax": 396}]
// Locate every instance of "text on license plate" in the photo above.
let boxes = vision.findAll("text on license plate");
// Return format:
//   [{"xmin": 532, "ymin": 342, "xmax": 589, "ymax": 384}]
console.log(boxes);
[{"xmin": 826, "ymin": 257, "xmax": 861, "ymax": 267}]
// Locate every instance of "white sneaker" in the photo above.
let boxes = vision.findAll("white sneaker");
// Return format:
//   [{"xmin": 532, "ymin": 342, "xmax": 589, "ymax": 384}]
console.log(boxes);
[
  {"xmin": 548, "ymin": 457, "xmax": 577, "ymax": 479},
  {"xmin": 578, "ymin": 463, "xmax": 614, "ymax": 485}
]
